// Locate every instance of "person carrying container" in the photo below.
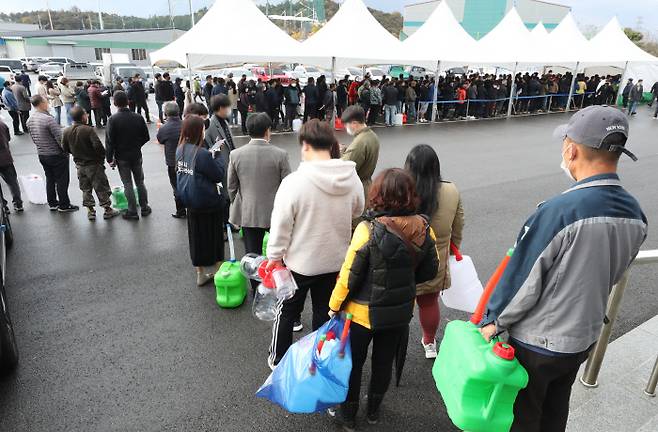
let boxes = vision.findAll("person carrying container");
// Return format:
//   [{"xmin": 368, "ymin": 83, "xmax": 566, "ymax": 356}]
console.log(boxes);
[
  {"xmin": 327, "ymin": 168, "xmax": 438, "ymax": 431},
  {"xmin": 479, "ymin": 105, "xmax": 648, "ymax": 432},
  {"xmin": 266, "ymin": 119, "xmax": 364, "ymax": 371}
]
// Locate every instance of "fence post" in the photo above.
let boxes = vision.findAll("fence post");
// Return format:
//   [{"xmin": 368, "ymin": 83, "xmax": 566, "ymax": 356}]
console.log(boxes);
[
  {"xmin": 645, "ymin": 356, "xmax": 658, "ymax": 397},
  {"xmin": 507, "ymin": 62, "xmax": 518, "ymax": 119},
  {"xmin": 580, "ymin": 270, "xmax": 631, "ymax": 387},
  {"xmin": 566, "ymin": 61, "xmax": 580, "ymax": 113}
]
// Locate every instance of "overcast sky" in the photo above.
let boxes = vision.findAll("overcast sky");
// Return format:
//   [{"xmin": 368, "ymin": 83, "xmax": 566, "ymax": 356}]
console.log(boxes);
[{"xmin": 1, "ymin": 0, "xmax": 656, "ymax": 35}]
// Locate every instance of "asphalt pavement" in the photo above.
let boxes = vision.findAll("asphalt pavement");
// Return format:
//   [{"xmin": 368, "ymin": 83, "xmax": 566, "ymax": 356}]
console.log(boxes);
[{"xmin": 0, "ymin": 103, "xmax": 656, "ymax": 432}]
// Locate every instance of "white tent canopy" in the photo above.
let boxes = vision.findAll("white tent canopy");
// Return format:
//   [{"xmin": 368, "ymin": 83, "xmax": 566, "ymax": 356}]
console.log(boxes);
[
  {"xmin": 473, "ymin": 8, "xmax": 534, "ymax": 65},
  {"xmin": 530, "ymin": 22, "xmax": 548, "ymax": 41},
  {"xmin": 150, "ymin": 0, "xmax": 309, "ymax": 68},
  {"xmin": 541, "ymin": 13, "xmax": 589, "ymax": 66},
  {"xmin": 298, "ymin": 0, "xmax": 412, "ymax": 69},
  {"xmin": 585, "ymin": 17, "xmax": 658, "ymax": 66},
  {"xmin": 401, "ymin": 1, "xmax": 478, "ymax": 68}
]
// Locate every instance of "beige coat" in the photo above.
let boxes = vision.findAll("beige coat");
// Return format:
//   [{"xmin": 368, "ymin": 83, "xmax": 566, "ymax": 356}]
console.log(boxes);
[{"xmin": 416, "ymin": 181, "xmax": 464, "ymax": 295}]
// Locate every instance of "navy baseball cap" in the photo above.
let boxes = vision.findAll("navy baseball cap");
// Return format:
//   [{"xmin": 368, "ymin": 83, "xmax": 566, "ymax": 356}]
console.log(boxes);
[{"xmin": 554, "ymin": 105, "xmax": 637, "ymax": 161}]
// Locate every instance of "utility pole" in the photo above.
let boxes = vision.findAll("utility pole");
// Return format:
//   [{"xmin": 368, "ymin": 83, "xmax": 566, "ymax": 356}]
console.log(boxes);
[
  {"xmin": 45, "ymin": 0, "xmax": 54, "ymax": 30},
  {"xmin": 37, "ymin": 14, "xmax": 43, "ymax": 30},
  {"xmin": 189, "ymin": 0, "xmax": 195, "ymax": 27},
  {"xmin": 97, "ymin": 0, "xmax": 104, "ymax": 30},
  {"xmin": 168, "ymin": 0, "xmax": 176, "ymax": 30}
]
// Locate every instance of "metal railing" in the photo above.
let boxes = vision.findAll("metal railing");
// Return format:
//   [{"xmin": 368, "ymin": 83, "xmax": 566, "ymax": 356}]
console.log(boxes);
[{"xmin": 580, "ymin": 250, "xmax": 658, "ymax": 392}]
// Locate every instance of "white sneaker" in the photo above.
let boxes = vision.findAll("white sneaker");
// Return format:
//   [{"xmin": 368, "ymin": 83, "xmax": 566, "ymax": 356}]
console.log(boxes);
[
  {"xmin": 267, "ymin": 357, "xmax": 277, "ymax": 371},
  {"xmin": 293, "ymin": 321, "xmax": 304, "ymax": 332},
  {"xmin": 422, "ymin": 339, "xmax": 437, "ymax": 359}
]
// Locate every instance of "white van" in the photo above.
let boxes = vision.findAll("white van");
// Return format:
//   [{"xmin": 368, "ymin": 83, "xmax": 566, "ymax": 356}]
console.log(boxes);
[{"xmin": 63, "ymin": 63, "xmax": 97, "ymax": 81}]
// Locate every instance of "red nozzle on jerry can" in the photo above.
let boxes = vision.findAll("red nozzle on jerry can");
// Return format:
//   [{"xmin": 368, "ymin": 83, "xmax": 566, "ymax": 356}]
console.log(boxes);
[{"xmin": 493, "ymin": 342, "xmax": 515, "ymax": 361}]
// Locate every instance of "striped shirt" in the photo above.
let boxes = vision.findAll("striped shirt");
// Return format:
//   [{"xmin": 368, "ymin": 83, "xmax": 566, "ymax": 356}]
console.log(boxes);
[{"xmin": 26, "ymin": 110, "xmax": 64, "ymax": 156}]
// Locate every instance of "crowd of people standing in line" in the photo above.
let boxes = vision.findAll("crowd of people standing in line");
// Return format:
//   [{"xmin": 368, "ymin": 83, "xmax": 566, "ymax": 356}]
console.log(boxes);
[
  {"xmin": 0, "ymin": 63, "xmax": 650, "ymax": 432},
  {"xmin": 182, "ymin": 69, "xmax": 657, "ymax": 134}
]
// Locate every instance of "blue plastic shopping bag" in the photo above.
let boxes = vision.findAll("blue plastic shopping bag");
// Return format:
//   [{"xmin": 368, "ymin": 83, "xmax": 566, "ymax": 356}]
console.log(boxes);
[{"xmin": 256, "ymin": 315, "xmax": 353, "ymax": 413}]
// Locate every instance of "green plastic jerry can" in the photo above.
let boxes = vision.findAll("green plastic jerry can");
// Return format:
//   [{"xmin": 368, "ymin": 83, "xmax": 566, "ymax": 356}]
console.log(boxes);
[
  {"xmin": 433, "ymin": 320, "xmax": 529, "ymax": 432},
  {"xmin": 215, "ymin": 260, "xmax": 248, "ymax": 308},
  {"xmin": 111, "ymin": 186, "xmax": 140, "ymax": 210},
  {"xmin": 262, "ymin": 231, "xmax": 269, "ymax": 256}
]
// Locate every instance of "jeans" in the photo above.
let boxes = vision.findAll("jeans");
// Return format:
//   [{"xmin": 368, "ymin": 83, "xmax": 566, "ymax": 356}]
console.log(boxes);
[
  {"xmin": 509, "ymin": 340, "xmax": 590, "ymax": 432},
  {"xmin": 418, "ymin": 102, "xmax": 429, "ymax": 120},
  {"xmin": 384, "ymin": 104, "xmax": 396, "ymax": 125},
  {"xmin": 269, "ymin": 271, "xmax": 338, "ymax": 364},
  {"xmin": 0, "ymin": 164, "xmax": 23, "ymax": 207},
  {"xmin": 64, "ymin": 102, "xmax": 74, "ymax": 125},
  {"xmin": 396, "ymin": 100, "xmax": 403, "ymax": 114},
  {"xmin": 53, "ymin": 106, "xmax": 62, "ymax": 125},
  {"xmin": 38, "ymin": 154, "xmax": 71, "ymax": 208},
  {"xmin": 346, "ymin": 322, "xmax": 406, "ymax": 403},
  {"xmin": 231, "ymin": 109, "xmax": 239, "ymax": 125},
  {"xmin": 116, "ymin": 158, "xmax": 148, "ymax": 214},
  {"xmin": 156, "ymin": 100, "xmax": 164, "ymax": 122},
  {"xmin": 91, "ymin": 108, "xmax": 103, "ymax": 127},
  {"xmin": 628, "ymin": 101, "xmax": 639, "ymax": 115},
  {"xmin": 406, "ymin": 101, "xmax": 416, "ymax": 122}
]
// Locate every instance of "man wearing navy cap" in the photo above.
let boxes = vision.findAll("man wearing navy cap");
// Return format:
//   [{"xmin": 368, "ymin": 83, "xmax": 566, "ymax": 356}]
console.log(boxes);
[{"xmin": 480, "ymin": 105, "xmax": 648, "ymax": 432}]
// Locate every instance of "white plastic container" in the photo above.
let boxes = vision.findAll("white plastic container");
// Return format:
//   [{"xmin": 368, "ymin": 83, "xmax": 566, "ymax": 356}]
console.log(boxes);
[
  {"xmin": 240, "ymin": 253, "xmax": 267, "ymax": 281},
  {"xmin": 271, "ymin": 267, "xmax": 299, "ymax": 301},
  {"xmin": 440, "ymin": 255, "xmax": 484, "ymax": 313},
  {"xmin": 394, "ymin": 113, "xmax": 404, "ymax": 126},
  {"xmin": 19, "ymin": 174, "xmax": 48, "ymax": 205},
  {"xmin": 252, "ymin": 284, "xmax": 279, "ymax": 322},
  {"xmin": 292, "ymin": 118, "xmax": 303, "ymax": 132}
]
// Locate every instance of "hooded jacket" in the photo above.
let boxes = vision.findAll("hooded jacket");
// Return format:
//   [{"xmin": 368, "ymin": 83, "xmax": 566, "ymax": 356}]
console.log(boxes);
[
  {"xmin": 267, "ymin": 159, "xmax": 365, "ymax": 276},
  {"xmin": 329, "ymin": 214, "xmax": 439, "ymax": 330}
]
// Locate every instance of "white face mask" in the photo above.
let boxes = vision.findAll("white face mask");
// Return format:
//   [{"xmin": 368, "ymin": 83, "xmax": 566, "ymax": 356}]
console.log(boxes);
[
  {"xmin": 560, "ymin": 144, "xmax": 576, "ymax": 181},
  {"xmin": 345, "ymin": 125, "xmax": 355, "ymax": 136}
]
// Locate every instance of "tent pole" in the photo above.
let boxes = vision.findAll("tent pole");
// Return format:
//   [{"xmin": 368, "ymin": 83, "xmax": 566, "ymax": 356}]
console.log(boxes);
[
  {"xmin": 566, "ymin": 61, "xmax": 580, "ymax": 112},
  {"xmin": 331, "ymin": 56, "xmax": 337, "ymax": 85},
  {"xmin": 331, "ymin": 56, "xmax": 337, "ymax": 127},
  {"xmin": 186, "ymin": 53, "xmax": 193, "ymax": 103},
  {"xmin": 615, "ymin": 61, "xmax": 629, "ymax": 107},
  {"xmin": 432, "ymin": 60, "xmax": 441, "ymax": 122},
  {"xmin": 507, "ymin": 61, "xmax": 518, "ymax": 118}
]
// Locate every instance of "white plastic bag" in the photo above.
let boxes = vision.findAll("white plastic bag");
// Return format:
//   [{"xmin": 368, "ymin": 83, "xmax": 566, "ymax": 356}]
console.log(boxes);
[
  {"xmin": 19, "ymin": 174, "xmax": 48, "ymax": 205},
  {"xmin": 292, "ymin": 118, "xmax": 303, "ymax": 132},
  {"xmin": 394, "ymin": 113, "xmax": 404, "ymax": 126},
  {"xmin": 440, "ymin": 255, "xmax": 484, "ymax": 313}
]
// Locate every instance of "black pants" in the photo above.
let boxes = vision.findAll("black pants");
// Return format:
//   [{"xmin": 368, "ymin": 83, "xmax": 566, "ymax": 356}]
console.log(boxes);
[
  {"xmin": 242, "ymin": 227, "xmax": 268, "ymax": 295},
  {"xmin": 239, "ymin": 109, "xmax": 249, "ymax": 135},
  {"xmin": 91, "ymin": 108, "xmax": 103, "ymax": 127},
  {"xmin": 156, "ymin": 100, "xmax": 164, "ymax": 122},
  {"xmin": 285, "ymin": 104, "xmax": 297, "ymax": 129},
  {"xmin": 303, "ymin": 103, "xmax": 318, "ymax": 122},
  {"xmin": 510, "ymin": 341, "xmax": 591, "ymax": 432},
  {"xmin": 19, "ymin": 110, "xmax": 29, "ymax": 132},
  {"xmin": 167, "ymin": 165, "xmax": 185, "ymax": 214},
  {"xmin": 0, "ymin": 164, "xmax": 22, "ymax": 207},
  {"xmin": 367, "ymin": 104, "xmax": 380, "ymax": 125},
  {"xmin": 135, "ymin": 101, "xmax": 150, "ymax": 122},
  {"xmin": 116, "ymin": 158, "xmax": 148, "ymax": 214},
  {"xmin": 7, "ymin": 110, "xmax": 21, "ymax": 134},
  {"xmin": 38, "ymin": 154, "xmax": 71, "ymax": 208},
  {"xmin": 269, "ymin": 271, "xmax": 338, "ymax": 364},
  {"xmin": 347, "ymin": 323, "xmax": 405, "ymax": 403}
]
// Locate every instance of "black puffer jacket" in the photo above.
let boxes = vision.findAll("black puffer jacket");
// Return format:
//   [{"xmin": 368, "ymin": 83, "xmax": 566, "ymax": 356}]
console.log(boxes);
[{"xmin": 329, "ymin": 212, "xmax": 439, "ymax": 330}]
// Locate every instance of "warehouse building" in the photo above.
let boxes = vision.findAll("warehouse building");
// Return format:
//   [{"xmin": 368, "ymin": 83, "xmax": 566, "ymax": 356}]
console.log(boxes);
[
  {"xmin": 403, "ymin": 0, "xmax": 570, "ymax": 40},
  {"xmin": 0, "ymin": 28, "xmax": 184, "ymax": 65}
]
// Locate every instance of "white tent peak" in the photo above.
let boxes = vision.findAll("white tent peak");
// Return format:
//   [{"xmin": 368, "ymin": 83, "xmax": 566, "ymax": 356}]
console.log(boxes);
[
  {"xmin": 150, "ymin": 0, "xmax": 302, "ymax": 68},
  {"xmin": 299, "ymin": 0, "xmax": 408, "ymax": 68},
  {"xmin": 531, "ymin": 22, "xmax": 548, "ymax": 37},
  {"xmin": 475, "ymin": 8, "xmax": 533, "ymax": 63},
  {"xmin": 401, "ymin": 0, "xmax": 476, "ymax": 64},
  {"xmin": 549, "ymin": 12, "xmax": 588, "ymax": 44},
  {"xmin": 588, "ymin": 16, "xmax": 658, "ymax": 63}
]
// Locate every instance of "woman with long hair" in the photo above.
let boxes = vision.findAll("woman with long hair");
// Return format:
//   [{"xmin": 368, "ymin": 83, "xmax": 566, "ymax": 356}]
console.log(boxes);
[
  {"xmin": 404, "ymin": 144, "xmax": 464, "ymax": 359},
  {"xmin": 176, "ymin": 115, "xmax": 227, "ymax": 286},
  {"xmin": 47, "ymin": 80, "xmax": 62, "ymax": 125},
  {"xmin": 328, "ymin": 168, "xmax": 438, "ymax": 430}
]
